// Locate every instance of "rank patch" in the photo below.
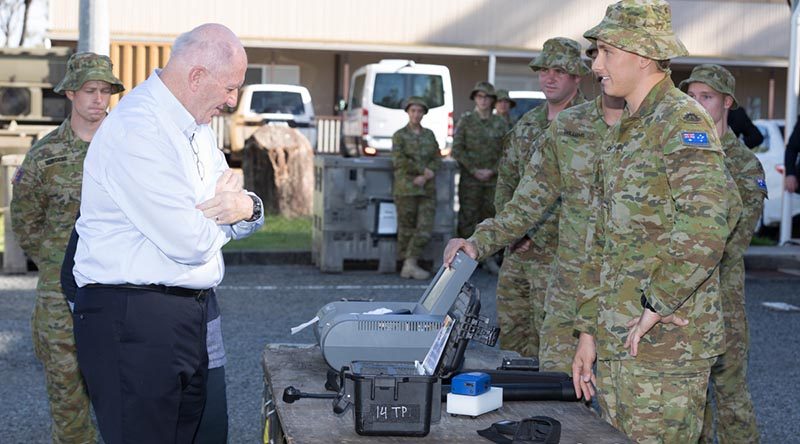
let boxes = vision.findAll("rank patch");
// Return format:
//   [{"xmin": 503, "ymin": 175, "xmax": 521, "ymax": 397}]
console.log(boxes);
[
  {"xmin": 683, "ymin": 112, "xmax": 701, "ymax": 123},
  {"xmin": 756, "ymin": 177, "xmax": 767, "ymax": 191},
  {"xmin": 681, "ymin": 131, "xmax": 709, "ymax": 146}
]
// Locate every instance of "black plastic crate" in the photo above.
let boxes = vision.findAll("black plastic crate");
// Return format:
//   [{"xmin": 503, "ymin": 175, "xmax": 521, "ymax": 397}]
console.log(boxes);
[{"xmin": 348, "ymin": 362, "xmax": 436, "ymax": 437}]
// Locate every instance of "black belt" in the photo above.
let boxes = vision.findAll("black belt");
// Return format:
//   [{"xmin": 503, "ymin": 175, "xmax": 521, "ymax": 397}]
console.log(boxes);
[{"xmin": 85, "ymin": 283, "xmax": 212, "ymax": 299}]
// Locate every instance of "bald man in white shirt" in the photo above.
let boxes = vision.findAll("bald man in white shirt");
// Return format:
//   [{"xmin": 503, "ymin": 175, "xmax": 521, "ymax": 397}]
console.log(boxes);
[{"xmin": 72, "ymin": 24, "xmax": 264, "ymax": 444}]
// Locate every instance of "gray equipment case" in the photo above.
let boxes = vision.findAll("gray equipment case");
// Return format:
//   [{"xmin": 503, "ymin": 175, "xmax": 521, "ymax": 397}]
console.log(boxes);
[{"xmin": 314, "ymin": 252, "xmax": 478, "ymax": 370}]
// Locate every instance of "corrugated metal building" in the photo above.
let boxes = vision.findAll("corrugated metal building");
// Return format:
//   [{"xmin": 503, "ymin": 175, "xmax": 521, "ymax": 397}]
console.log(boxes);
[{"xmin": 48, "ymin": 0, "xmax": 792, "ymax": 118}]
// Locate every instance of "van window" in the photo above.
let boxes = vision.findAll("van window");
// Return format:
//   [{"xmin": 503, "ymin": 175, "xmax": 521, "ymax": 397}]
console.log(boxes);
[
  {"xmin": 350, "ymin": 74, "xmax": 365, "ymax": 109},
  {"xmin": 372, "ymin": 73, "xmax": 444, "ymax": 110},
  {"xmin": 510, "ymin": 97, "xmax": 545, "ymax": 123},
  {"xmin": 250, "ymin": 91, "xmax": 305, "ymax": 115}
]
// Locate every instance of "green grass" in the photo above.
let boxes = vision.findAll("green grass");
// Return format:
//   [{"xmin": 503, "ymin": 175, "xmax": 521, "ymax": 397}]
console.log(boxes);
[
  {"xmin": 223, "ymin": 215, "xmax": 312, "ymax": 251},
  {"xmin": 750, "ymin": 235, "xmax": 777, "ymax": 246}
]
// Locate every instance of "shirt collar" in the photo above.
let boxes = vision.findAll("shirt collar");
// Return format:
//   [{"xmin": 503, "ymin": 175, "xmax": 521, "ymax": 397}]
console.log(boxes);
[
  {"xmin": 147, "ymin": 69, "xmax": 199, "ymax": 139},
  {"xmin": 622, "ymin": 74, "xmax": 674, "ymax": 121}
]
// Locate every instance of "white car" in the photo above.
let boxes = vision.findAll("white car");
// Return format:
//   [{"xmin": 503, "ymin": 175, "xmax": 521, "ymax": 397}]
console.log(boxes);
[
  {"xmin": 752, "ymin": 119, "xmax": 800, "ymax": 229},
  {"xmin": 231, "ymin": 84, "xmax": 317, "ymax": 150},
  {"xmin": 507, "ymin": 90, "xmax": 545, "ymax": 123}
]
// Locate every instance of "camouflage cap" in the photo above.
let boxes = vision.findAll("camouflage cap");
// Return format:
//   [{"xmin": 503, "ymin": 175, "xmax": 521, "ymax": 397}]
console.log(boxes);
[
  {"xmin": 583, "ymin": 0, "xmax": 688, "ymax": 60},
  {"xmin": 54, "ymin": 52, "xmax": 125, "ymax": 95},
  {"xmin": 403, "ymin": 96, "xmax": 429, "ymax": 114},
  {"xmin": 678, "ymin": 64, "xmax": 739, "ymax": 109},
  {"xmin": 528, "ymin": 37, "xmax": 591, "ymax": 76},
  {"xmin": 495, "ymin": 89, "xmax": 516, "ymax": 108},
  {"xmin": 470, "ymin": 81, "xmax": 496, "ymax": 100}
]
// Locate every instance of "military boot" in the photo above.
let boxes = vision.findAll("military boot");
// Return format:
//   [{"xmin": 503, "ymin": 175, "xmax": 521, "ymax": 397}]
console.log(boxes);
[{"xmin": 400, "ymin": 258, "xmax": 430, "ymax": 280}]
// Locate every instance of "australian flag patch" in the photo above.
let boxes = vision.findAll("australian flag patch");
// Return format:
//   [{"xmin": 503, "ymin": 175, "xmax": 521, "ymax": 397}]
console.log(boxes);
[
  {"xmin": 11, "ymin": 167, "xmax": 24, "ymax": 185},
  {"xmin": 681, "ymin": 131, "xmax": 710, "ymax": 146},
  {"xmin": 757, "ymin": 177, "xmax": 768, "ymax": 192}
]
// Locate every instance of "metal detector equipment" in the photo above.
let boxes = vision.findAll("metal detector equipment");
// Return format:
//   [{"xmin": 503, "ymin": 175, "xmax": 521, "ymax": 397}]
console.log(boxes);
[
  {"xmin": 313, "ymin": 251, "xmax": 479, "ymax": 370},
  {"xmin": 331, "ymin": 283, "xmax": 498, "ymax": 437},
  {"xmin": 285, "ymin": 282, "xmax": 499, "ymax": 437}
]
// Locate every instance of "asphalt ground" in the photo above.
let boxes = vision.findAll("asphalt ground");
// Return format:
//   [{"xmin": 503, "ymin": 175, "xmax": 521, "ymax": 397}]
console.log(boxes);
[{"xmin": 0, "ymin": 265, "xmax": 798, "ymax": 443}]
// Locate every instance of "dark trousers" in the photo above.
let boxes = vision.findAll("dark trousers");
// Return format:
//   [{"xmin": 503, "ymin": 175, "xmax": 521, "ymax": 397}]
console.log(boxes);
[
  {"xmin": 197, "ymin": 366, "xmax": 228, "ymax": 444},
  {"xmin": 73, "ymin": 286, "xmax": 209, "ymax": 444}
]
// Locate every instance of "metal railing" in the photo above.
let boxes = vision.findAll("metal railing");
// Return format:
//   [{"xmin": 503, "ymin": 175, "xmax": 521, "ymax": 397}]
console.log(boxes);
[
  {"xmin": 211, "ymin": 114, "xmax": 340, "ymax": 155},
  {"xmin": 315, "ymin": 116, "xmax": 341, "ymax": 155}
]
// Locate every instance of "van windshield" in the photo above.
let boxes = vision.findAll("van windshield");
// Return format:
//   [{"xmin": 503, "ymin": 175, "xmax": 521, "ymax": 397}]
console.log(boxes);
[
  {"xmin": 250, "ymin": 91, "xmax": 305, "ymax": 115},
  {"xmin": 372, "ymin": 73, "xmax": 444, "ymax": 110}
]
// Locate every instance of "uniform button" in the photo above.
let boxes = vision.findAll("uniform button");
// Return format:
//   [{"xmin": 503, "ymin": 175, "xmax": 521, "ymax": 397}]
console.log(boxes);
[{"xmin": 79, "ymin": 314, "xmax": 84, "ymax": 320}]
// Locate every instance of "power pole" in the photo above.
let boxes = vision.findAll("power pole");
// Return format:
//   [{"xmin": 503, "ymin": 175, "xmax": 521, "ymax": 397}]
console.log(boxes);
[{"xmin": 77, "ymin": 0, "xmax": 109, "ymax": 55}]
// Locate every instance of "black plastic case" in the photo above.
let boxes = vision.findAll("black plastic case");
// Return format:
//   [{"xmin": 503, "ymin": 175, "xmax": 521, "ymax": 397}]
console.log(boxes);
[
  {"xmin": 348, "ymin": 362, "xmax": 437, "ymax": 436},
  {"xmin": 337, "ymin": 283, "xmax": 499, "ymax": 437}
]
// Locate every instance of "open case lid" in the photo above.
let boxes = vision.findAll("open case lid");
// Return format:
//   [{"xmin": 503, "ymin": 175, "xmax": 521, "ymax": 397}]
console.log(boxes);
[
  {"xmin": 422, "ymin": 282, "xmax": 499, "ymax": 379},
  {"xmin": 414, "ymin": 251, "xmax": 478, "ymax": 316}
]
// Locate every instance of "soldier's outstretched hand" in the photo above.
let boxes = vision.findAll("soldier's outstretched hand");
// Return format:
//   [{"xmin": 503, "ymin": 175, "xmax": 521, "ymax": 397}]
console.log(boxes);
[
  {"xmin": 443, "ymin": 238, "xmax": 478, "ymax": 268},
  {"xmin": 572, "ymin": 332, "xmax": 596, "ymax": 401},
  {"xmin": 624, "ymin": 310, "xmax": 688, "ymax": 357}
]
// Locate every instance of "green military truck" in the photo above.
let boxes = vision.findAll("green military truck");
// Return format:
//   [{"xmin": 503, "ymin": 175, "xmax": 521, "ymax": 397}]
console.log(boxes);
[{"xmin": 0, "ymin": 47, "xmax": 71, "ymax": 155}]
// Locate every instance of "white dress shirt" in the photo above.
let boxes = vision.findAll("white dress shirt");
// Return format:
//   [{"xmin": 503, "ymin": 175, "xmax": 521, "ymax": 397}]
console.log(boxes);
[{"xmin": 74, "ymin": 70, "xmax": 264, "ymax": 289}]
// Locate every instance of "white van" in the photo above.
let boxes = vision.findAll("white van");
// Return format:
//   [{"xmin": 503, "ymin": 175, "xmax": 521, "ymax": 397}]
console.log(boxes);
[{"xmin": 341, "ymin": 60, "xmax": 453, "ymax": 157}]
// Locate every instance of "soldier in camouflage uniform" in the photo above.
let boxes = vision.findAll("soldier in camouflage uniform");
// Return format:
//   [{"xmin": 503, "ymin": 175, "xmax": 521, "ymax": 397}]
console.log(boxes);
[
  {"xmin": 492, "ymin": 37, "xmax": 588, "ymax": 358},
  {"xmin": 452, "ymin": 81, "xmax": 510, "ymax": 243},
  {"xmin": 392, "ymin": 96, "xmax": 441, "ymax": 280},
  {"xmin": 494, "ymin": 89, "xmax": 515, "ymax": 125},
  {"xmin": 10, "ymin": 52, "xmax": 123, "ymax": 444},
  {"xmin": 680, "ymin": 64, "xmax": 765, "ymax": 444},
  {"xmin": 570, "ymin": 2, "xmax": 743, "ymax": 442}
]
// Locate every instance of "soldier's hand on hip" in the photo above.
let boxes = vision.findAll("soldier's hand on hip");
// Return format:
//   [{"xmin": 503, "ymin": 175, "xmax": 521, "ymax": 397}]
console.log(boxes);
[
  {"xmin": 509, "ymin": 237, "xmax": 532, "ymax": 253},
  {"xmin": 443, "ymin": 238, "xmax": 477, "ymax": 268},
  {"xmin": 412, "ymin": 175, "xmax": 427, "ymax": 187},
  {"xmin": 197, "ymin": 191, "xmax": 253, "ymax": 225},
  {"xmin": 785, "ymin": 175, "xmax": 798, "ymax": 193},
  {"xmin": 423, "ymin": 168, "xmax": 435, "ymax": 180},
  {"xmin": 215, "ymin": 169, "xmax": 244, "ymax": 195},
  {"xmin": 624, "ymin": 309, "xmax": 688, "ymax": 357},
  {"xmin": 572, "ymin": 332, "xmax": 596, "ymax": 401}
]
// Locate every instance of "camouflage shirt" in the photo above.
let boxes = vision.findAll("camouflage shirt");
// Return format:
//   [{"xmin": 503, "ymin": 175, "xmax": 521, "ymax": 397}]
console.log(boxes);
[
  {"xmin": 719, "ymin": 129, "xmax": 767, "ymax": 321},
  {"xmin": 452, "ymin": 110, "xmax": 510, "ymax": 184},
  {"xmin": 493, "ymin": 93, "xmax": 585, "ymax": 261},
  {"xmin": 470, "ymin": 96, "xmax": 610, "ymax": 318},
  {"xmin": 392, "ymin": 124, "xmax": 441, "ymax": 196},
  {"xmin": 11, "ymin": 118, "xmax": 88, "ymax": 293},
  {"xmin": 576, "ymin": 77, "xmax": 742, "ymax": 362},
  {"xmin": 494, "ymin": 92, "xmax": 586, "ymax": 212}
]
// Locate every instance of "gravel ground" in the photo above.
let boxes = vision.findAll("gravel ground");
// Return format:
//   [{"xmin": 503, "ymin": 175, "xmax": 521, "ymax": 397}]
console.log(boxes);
[{"xmin": 0, "ymin": 265, "xmax": 797, "ymax": 443}]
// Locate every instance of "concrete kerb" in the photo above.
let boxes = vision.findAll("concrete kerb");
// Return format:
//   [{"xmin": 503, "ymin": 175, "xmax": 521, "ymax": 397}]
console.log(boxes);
[
  {"xmin": 2, "ymin": 246, "xmax": 797, "ymax": 273},
  {"xmin": 744, "ymin": 245, "xmax": 800, "ymax": 271}
]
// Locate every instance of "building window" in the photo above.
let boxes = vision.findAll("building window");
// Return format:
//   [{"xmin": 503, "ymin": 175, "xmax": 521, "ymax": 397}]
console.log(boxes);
[{"xmin": 245, "ymin": 64, "xmax": 300, "ymax": 85}]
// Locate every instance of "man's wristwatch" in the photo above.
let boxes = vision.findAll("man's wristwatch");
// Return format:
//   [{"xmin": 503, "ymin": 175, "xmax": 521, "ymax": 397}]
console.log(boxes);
[{"xmin": 246, "ymin": 194, "xmax": 262, "ymax": 222}]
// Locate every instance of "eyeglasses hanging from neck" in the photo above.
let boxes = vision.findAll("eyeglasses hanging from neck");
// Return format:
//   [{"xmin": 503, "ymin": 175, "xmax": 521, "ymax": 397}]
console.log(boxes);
[{"xmin": 189, "ymin": 132, "xmax": 205, "ymax": 181}]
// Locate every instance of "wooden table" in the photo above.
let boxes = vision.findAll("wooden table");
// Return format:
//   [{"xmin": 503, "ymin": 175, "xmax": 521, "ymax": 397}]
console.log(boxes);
[{"xmin": 261, "ymin": 344, "xmax": 631, "ymax": 443}]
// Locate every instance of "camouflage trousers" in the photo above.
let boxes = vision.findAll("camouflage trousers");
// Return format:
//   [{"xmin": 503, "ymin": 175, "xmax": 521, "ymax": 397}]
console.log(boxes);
[
  {"xmin": 596, "ymin": 358, "xmax": 713, "ymax": 444},
  {"xmin": 495, "ymin": 253, "xmax": 547, "ymax": 358},
  {"xmin": 32, "ymin": 290, "xmax": 96, "ymax": 444},
  {"xmin": 538, "ymin": 313, "xmax": 578, "ymax": 374},
  {"xmin": 394, "ymin": 194, "xmax": 435, "ymax": 260},
  {"xmin": 701, "ymin": 310, "xmax": 759, "ymax": 444},
  {"xmin": 457, "ymin": 177, "xmax": 495, "ymax": 239}
]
